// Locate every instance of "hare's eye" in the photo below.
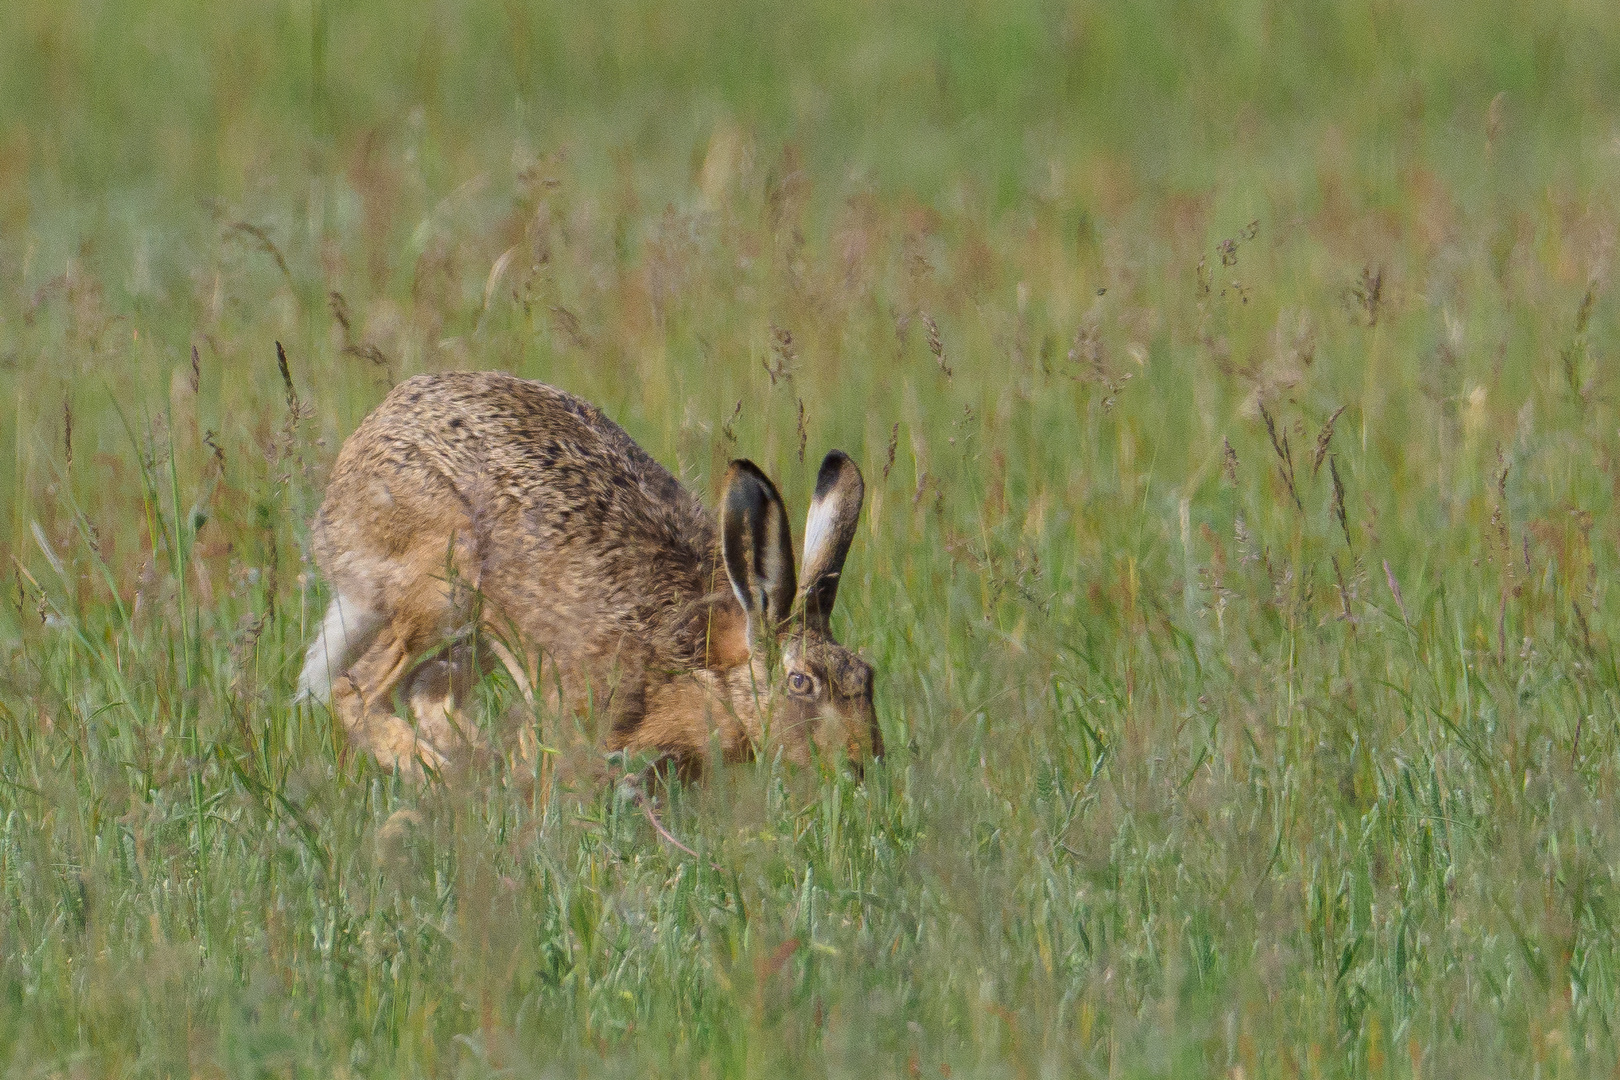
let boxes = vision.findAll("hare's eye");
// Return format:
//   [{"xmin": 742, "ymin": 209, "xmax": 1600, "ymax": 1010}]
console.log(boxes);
[{"xmin": 787, "ymin": 671, "xmax": 814, "ymax": 696}]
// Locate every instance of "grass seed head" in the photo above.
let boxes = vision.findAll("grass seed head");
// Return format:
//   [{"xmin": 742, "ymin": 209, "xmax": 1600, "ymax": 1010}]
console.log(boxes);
[{"xmin": 923, "ymin": 313, "xmax": 952, "ymax": 380}]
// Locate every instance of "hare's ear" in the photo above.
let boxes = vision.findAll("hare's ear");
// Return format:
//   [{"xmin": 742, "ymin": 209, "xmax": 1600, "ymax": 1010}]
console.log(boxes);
[
  {"xmin": 721, "ymin": 460, "xmax": 797, "ymax": 641},
  {"xmin": 800, "ymin": 450, "xmax": 865, "ymax": 631}
]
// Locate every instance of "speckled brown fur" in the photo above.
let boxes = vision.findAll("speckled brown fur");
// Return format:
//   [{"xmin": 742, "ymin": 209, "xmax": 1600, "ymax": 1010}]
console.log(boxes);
[{"xmin": 300, "ymin": 371, "xmax": 878, "ymax": 780}]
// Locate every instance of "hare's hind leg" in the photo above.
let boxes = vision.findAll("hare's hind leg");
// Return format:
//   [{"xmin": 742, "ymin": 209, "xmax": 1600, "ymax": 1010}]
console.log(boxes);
[{"xmin": 332, "ymin": 626, "xmax": 450, "ymax": 780}]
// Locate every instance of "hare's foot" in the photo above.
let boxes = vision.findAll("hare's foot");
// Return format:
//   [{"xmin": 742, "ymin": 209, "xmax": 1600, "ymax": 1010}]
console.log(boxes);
[
  {"xmin": 331, "ymin": 631, "xmax": 451, "ymax": 781},
  {"xmin": 369, "ymin": 711, "xmax": 452, "ymax": 780},
  {"xmin": 406, "ymin": 651, "xmax": 491, "ymax": 763},
  {"xmin": 332, "ymin": 675, "xmax": 451, "ymax": 780}
]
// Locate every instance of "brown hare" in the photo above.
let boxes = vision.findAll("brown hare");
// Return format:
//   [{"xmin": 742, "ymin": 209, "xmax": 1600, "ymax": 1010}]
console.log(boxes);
[{"xmin": 298, "ymin": 371, "xmax": 880, "ymax": 781}]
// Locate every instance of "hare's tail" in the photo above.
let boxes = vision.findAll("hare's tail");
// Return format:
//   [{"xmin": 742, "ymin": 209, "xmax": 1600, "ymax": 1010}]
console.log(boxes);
[{"xmin": 297, "ymin": 593, "xmax": 383, "ymax": 704}]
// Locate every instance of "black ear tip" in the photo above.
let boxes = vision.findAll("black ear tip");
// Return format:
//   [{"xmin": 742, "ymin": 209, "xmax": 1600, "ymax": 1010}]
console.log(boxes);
[
  {"xmin": 815, "ymin": 449, "xmax": 862, "ymax": 496},
  {"xmin": 725, "ymin": 459, "xmax": 782, "ymax": 504},
  {"xmin": 818, "ymin": 450, "xmax": 853, "ymax": 472}
]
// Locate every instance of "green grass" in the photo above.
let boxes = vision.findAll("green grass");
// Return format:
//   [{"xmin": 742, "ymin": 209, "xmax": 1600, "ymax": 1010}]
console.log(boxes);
[{"xmin": 5, "ymin": 0, "xmax": 1620, "ymax": 1075}]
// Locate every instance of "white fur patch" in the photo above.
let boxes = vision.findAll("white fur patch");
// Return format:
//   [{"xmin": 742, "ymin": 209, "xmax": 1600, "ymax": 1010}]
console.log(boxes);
[
  {"xmin": 802, "ymin": 495, "xmax": 837, "ymax": 575},
  {"xmin": 297, "ymin": 593, "xmax": 382, "ymax": 704}
]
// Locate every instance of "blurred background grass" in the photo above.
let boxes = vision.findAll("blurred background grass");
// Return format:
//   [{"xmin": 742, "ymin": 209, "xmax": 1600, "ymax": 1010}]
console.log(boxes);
[{"xmin": 5, "ymin": 1, "xmax": 1620, "ymax": 1076}]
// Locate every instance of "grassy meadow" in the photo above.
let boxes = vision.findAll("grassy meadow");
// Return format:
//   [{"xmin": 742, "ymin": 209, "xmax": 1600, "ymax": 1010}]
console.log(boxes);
[{"xmin": 7, "ymin": 1, "xmax": 1620, "ymax": 1075}]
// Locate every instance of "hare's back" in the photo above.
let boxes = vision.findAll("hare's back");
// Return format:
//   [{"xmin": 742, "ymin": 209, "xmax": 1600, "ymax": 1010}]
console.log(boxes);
[{"xmin": 315, "ymin": 372, "xmax": 718, "ymax": 609}]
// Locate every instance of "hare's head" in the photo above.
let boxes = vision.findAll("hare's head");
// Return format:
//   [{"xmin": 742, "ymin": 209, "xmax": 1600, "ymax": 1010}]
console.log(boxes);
[{"xmin": 721, "ymin": 451, "xmax": 881, "ymax": 769}]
